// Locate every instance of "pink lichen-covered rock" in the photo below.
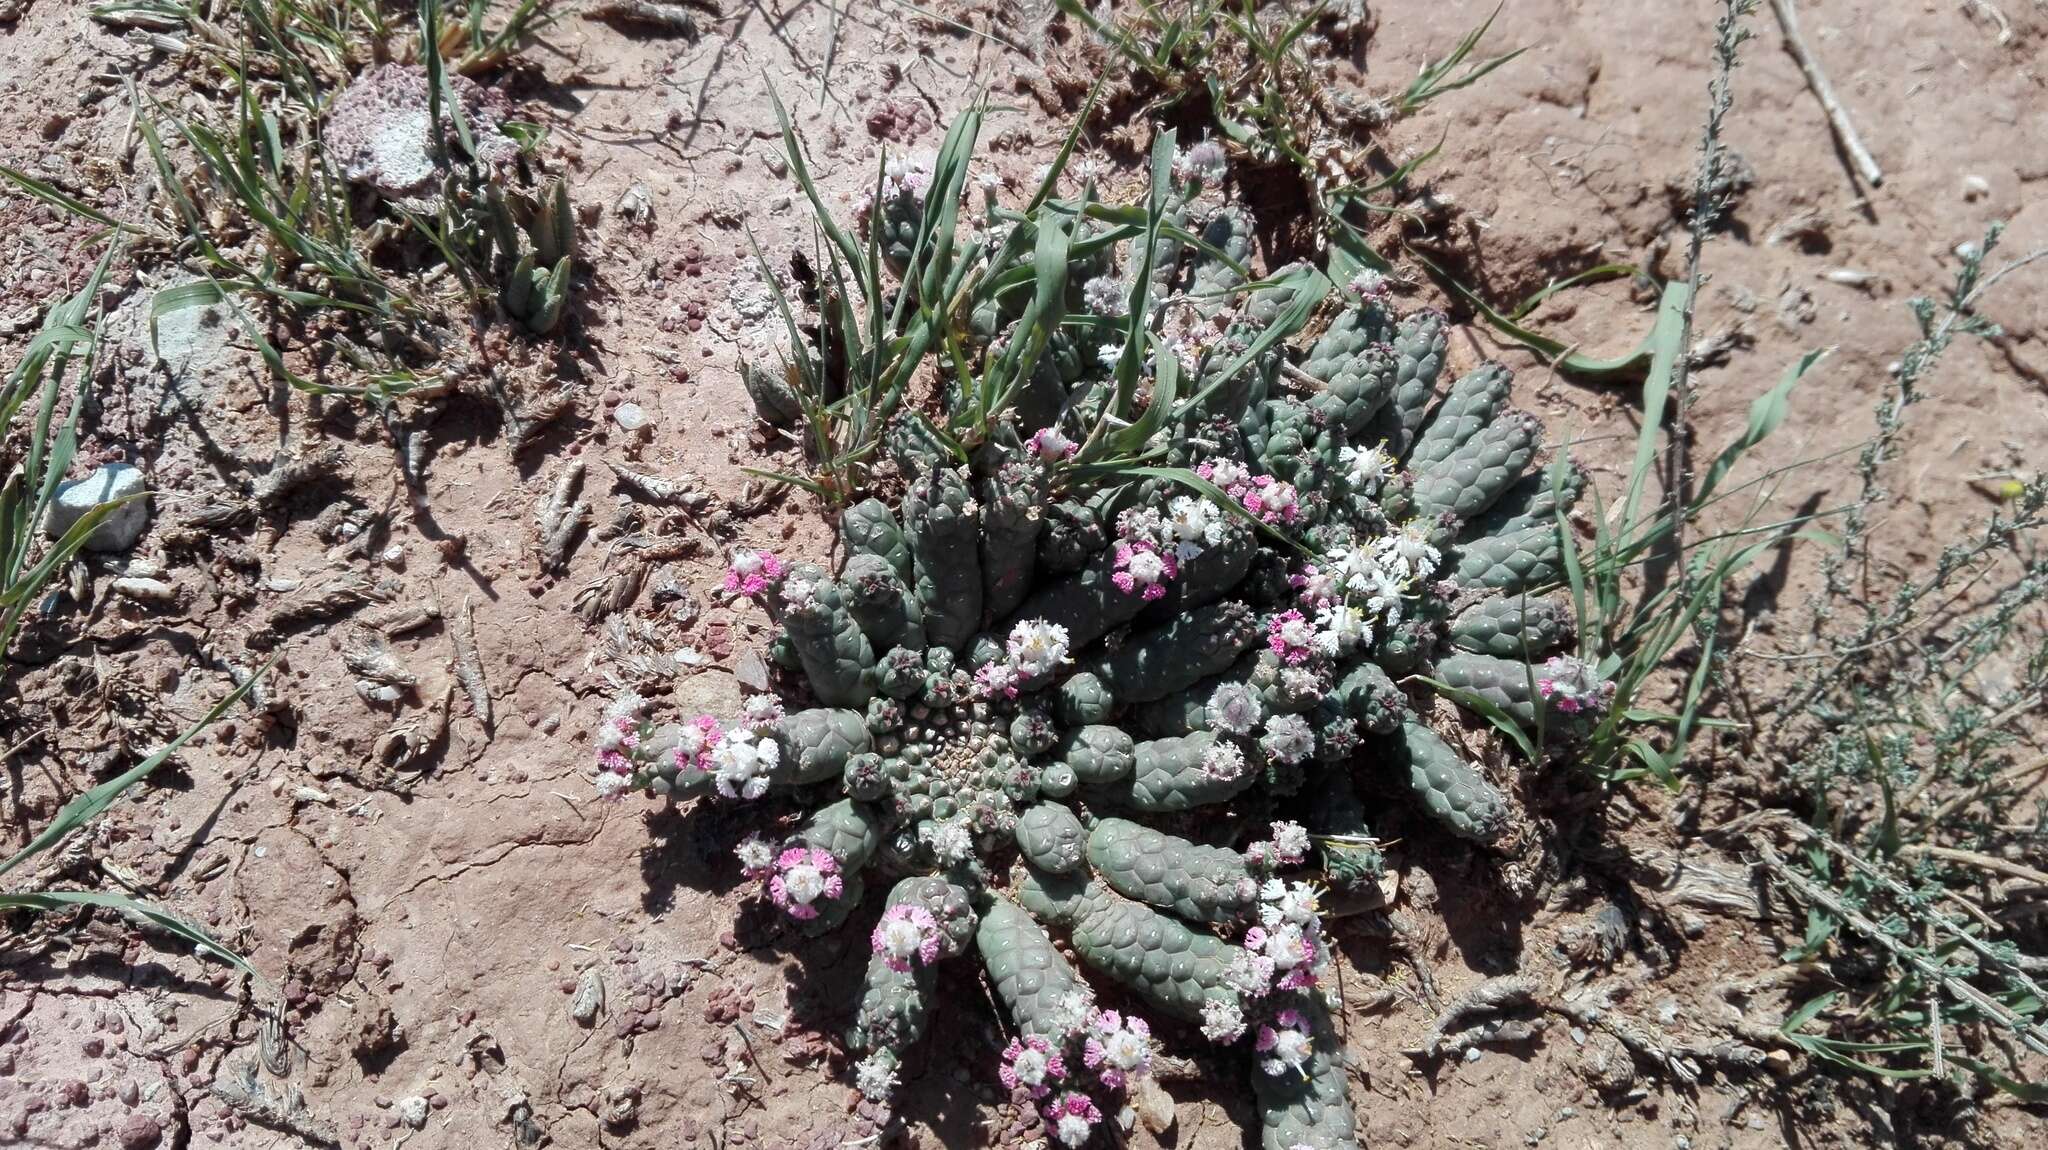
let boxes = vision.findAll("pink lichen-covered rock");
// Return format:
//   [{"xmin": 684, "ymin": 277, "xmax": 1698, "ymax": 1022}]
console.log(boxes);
[{"xmin": 324, "ymin": 63, "xmax": 520, "ymax": 206}]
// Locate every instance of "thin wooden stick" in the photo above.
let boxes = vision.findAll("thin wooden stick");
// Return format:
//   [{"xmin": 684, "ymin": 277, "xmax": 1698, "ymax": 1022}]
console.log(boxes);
[{"xmin": 1768, "ymin": 0, "xmax": 1884, "ymax": 187}]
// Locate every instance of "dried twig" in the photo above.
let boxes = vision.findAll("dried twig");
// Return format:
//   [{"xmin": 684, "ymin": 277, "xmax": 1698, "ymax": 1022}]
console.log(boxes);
[
  {"xmin": 583, "ymin": 0, "xmax": 704, "ymax": 36},
  {"xmin": 537, "ymin": 462, "xmax": 591, "ymax": 575},
  {"xmin": 1407, "ymin": 975, "xmax": 1537, "ymax": 1058},
  {"xmin": 451, "ymin": 597, "xmax": 493, "ymax": 735},
  {"xmin": 1768, "ymin": 0, "xmax": 1883, "ymax": 187},
  {"xmin": 604, "ymin": 459, "xmax": 712, "ymax": 510},
  {"xmin": 254, "ymin": 573, "xmax": 399, "ymax": 644},
  {"xmin": 378, "ymin": 683, "xmax": 453, "ymax": 770},
  {"xmin": 251, "ymin": 445, "xmax": 344, "ymax": 509},
  {"xmin": 499, "ymin": 390, "xmax": 572, "ymax": 456},
  {"xmin": 341, "ymin": 627, "xmax": 416, "ymax": 687},
  {"xmin": 365, "ymin": 600, "xmax": 443, "ymax": 636}
]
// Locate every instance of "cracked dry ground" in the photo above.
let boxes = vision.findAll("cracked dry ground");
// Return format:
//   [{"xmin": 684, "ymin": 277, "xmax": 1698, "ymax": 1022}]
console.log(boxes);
[{"xmin": 3, "ymin": 1, "xmax": 2046, "ymax": 1149}]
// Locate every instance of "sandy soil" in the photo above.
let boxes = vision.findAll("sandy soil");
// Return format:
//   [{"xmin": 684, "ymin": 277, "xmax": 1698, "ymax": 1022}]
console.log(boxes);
[{"xmin": 1, "ymin": 1, "xmax": 2044, "ymax": 1148}]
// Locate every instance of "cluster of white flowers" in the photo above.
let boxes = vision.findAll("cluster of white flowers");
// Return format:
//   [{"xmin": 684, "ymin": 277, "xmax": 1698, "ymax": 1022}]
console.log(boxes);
[
  {"xmin": 740, "ymin": 694, "xmax": 783, "ymax": 725},
  {"xmin": 1205, "ymin": 682, "xmax": 1264, "ymax": 737},
  {"xmin": 1007, "ymin": 619, "xmax": 1071, "ymax": 678},
  {"xmin": 1242, "ymin": 820, "xmax": 1312, "ymax": 870},
  {"xmin": 854, "ymin": 1051, "xmax": 900, "ymax": 1102},
  {"xmin": 1270, "ymin": 821, "xmax": 1311, "ymax": 866},
  {"xmin": 1258, "ymin": 713, "xmax": 1316, "ymax": 765},
  {"xmin": 1337, "ymin": 442, "xmax": 1395, "ymax": 490},
  {"xmin": 734, "ymin": 833, "xmax": 775, "ymax": 876},
  {"xmin": 1082, "ymin": 275, "xmax": 1127, "ymax": 317},
  {"xmin": 710, "ymin": 727, "xmax": 778, "ymax": 800},
  {"xmin": 919, "ymin": 817, "xmax": 975, "ymax": 864},
  {"xmin": 1163, "ymin": 495, "xmax": 1228, "ymax": 560},
  {"xmin": 1296, "ymin": 521, "xmax": 1443, "ymax": 657},
  {"xmin": 1200, "ymin": 738, "xmax": 1249, "ymax": 782},
  {"xmin": 1172, "ymin": 138, "xmax": 1229, "ymax": 187},
  {"xmin": 1199, "ymin": 996, "xmax": 1246, "ymax": 1043}
]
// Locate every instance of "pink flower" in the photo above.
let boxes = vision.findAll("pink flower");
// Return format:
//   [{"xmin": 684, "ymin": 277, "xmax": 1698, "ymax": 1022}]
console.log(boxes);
[
  {"xmin": 1027, "ymin": 427, "xmax": 1078, "ymax": 463},
  {"xmin": 1240, "ymin": 475, "xmax": 1299, "ymax": 525},
  {"xmin": 1535, "ymin": 655, "xmax": 1615, "ymax": 717},
  {"xmin": 999, "ymin": 1035, "xmax": 1066, "ymax": 1098},
  {"xmin": 1290, "ymin": 563, "xmax": 1339, "ymax": 608},
  {"xmin": 724, "ymin": 549, "xmax": 784, "ymax": 596},
  {"xmin": 1082, "ymin": 1009, "xmax": 1153, "ymax": 1090},
  {"xmin": 870, "ymin": 904, "xmax": 943, "ymax": 972},
  {"xmin": 767, "ymin": 847, "xmax": 842, "ymax": 920},
  {"xmin": 1267, "ymin": 610, "xmax": 1314, "ymax": 666},
  {"xmin": 975, "ymin": 661, "xmax": 1021, "ymax": 700},
  {"xmin": 1196, "ymin": 459, "xmax": 1250, "ymax": 496},
  {"xmin": 1111, "ymin": 539, "xmax": 1176, "ymax": 601},
  {"xmin": 1041, "ymin": 1092, "xmax": 1103, "ymax": 1148},
  {"xmin": 1255, "ymin": 1009, "xmax": 1314, "ymax": 1077}
]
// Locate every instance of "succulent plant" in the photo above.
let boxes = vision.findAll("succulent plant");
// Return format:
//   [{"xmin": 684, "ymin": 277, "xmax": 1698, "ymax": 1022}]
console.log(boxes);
[
  {"xmin": 593, "ymin": 134, "xmax": 1612, "ymax": 1150},
  {"xmin": 484, "ymin": 175, "xmax": 576, "ymax": 334}
]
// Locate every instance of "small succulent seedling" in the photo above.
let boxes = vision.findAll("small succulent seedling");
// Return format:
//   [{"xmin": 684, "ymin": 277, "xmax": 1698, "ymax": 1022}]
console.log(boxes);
[{"xmin": 484, "ymin": 176, "xmax": 576, "ymax": 334}]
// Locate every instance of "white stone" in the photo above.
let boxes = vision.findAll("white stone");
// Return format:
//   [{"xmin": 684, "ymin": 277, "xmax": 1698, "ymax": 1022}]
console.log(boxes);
[
  {"xmin": 395, "ymin": 1096, "xmax": 429, "ymax": 1129},
  {"xmin": 44, "ymin": 463, "xmax": 149, "ymax": 552}
]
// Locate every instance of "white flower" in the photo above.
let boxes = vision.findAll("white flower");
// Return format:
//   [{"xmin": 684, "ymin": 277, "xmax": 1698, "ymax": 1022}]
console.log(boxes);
[
  {"xmin": 1125, "ymin": 547, "xmax": 1166, "ymax": 584},
  {"xmin": 1224, "ymin": 949, "xmax": 1274, "ymax": 997},
  {"xmin": 593, "ymin": 771, "xmax": 631, "ymax": 797},
  {"xmin": 1172, "ymin": 138, "xmax": 1228, "ymax": 186},
  {"xmin": 1204, "ymin": 459, "xmax": 1250, "ymax": 490},
  {"xmin": 603, "ymin": 692, "xmax": 646, "ymax": 724},
  {"xmin": 1364, "ymin": 563, "xmax": 1408, "ymax": 623},
  {"xmin": 675, "ymin": 722, "xmax": 711, "ymax": 758},
  {"xmin": 781, "ymin": 861, "xmax": 827, "ymax": 906},
  {"xmin": 1278, "ymin": 667, "xmax": 1323, "ymax": 703},
  {"xmin": 1011, "ymin": 1044, "xmax": 1053, "ymax": 1088},
  {"xmin": 1312, "ymin": 603, "xmax": 1372, "ymax": 656},
  {"xmin": 1339, "ymin": 443, "xmax": 1394, "ymax": 489},
  {"xmin": 1259, "ymin": 714, "xmax": 1315, "ymax": 765},
  {"xmin": 875, "ymin": 916, "xmax": 925, "ymax": 965},
  {"xmin": 1097, "ymin": 343, "xmax": 1124, "ymax": 372},
  {"xmin": 1050, "ymin": 989, "xmax": 1095, "ymax": 1037},
  {"xmin": 1277, "ymin": 613, "xmax": 1315, "ymax": 650},
  {"xmin": 1099, "ymin": 1028, "xmax": 1149, "ymax": 1073},
  {"xmin": 1054, "ymin": 1114, "xmax": 1092, "ymax": 1148},
  {"xmin": 1259, "ymin": 880, "xmax": 1319, "ymax": 928},
  {"xmin": 1376, "ymin": 520, "xmax": 1441, "ymax": 582},
  {"xmin": 742, "ymin": 694, "xmax": 783, "ymax": 725},
  {"xmin": 1260, "ymin": 1025, "xmax": 1313, "ymax": 1076},
  {"xmin": 1261, "ymin": 923, "xmax": 1311, "ymax": 970},
  {"xmin": 1346, "ymin": 268, "xmax": 1390, "ymax": 301},
  {"xmin": 711, "ymin": 728, "xmax": 779, "ymax": 800},
  {"xmin": 1330, "ymin": 546, "xmax": 1376, "ymax": 595},
  {"xmin": 855, "ymin": 1052, "xmax": 900, "ymax": 1101},
  {"xmin": 778, "ymin": 574, "xmax": 819, "ymax": 610},
  {"xmin": 1271, "ymin": 822, "xmax": 1310, "ymax": 864},
  {"xmin": 1007, "ymin": 620, "xmax": 1071, "ymax": 677},
  {"xmin": 1082, "ymin": 275, "xmax": 1127, "ymax": 317},
  {"xmin": 920, "ymin": 818, "xmax": 974, "ymax": 863},
  {"xmin": 734, "ymin": 835, "xmax": 774, "ymax": 874},
  {"xmin": 1200, "ymin": 738, "xmax": 1248, "ymax": 782},
  {"xmin": 1200, "ymin": 997, "xmax": 1247, "ymax": 1043},
  {"xmin": 1165, "ymin": 496, "xmax": 1225, "ymax": 560}
]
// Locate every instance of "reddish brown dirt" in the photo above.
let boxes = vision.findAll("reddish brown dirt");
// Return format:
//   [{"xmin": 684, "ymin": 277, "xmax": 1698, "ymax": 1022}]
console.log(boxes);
[{"xmin": 1, "ymin": 2, "xmax": 2043, "ymax": 1149}]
